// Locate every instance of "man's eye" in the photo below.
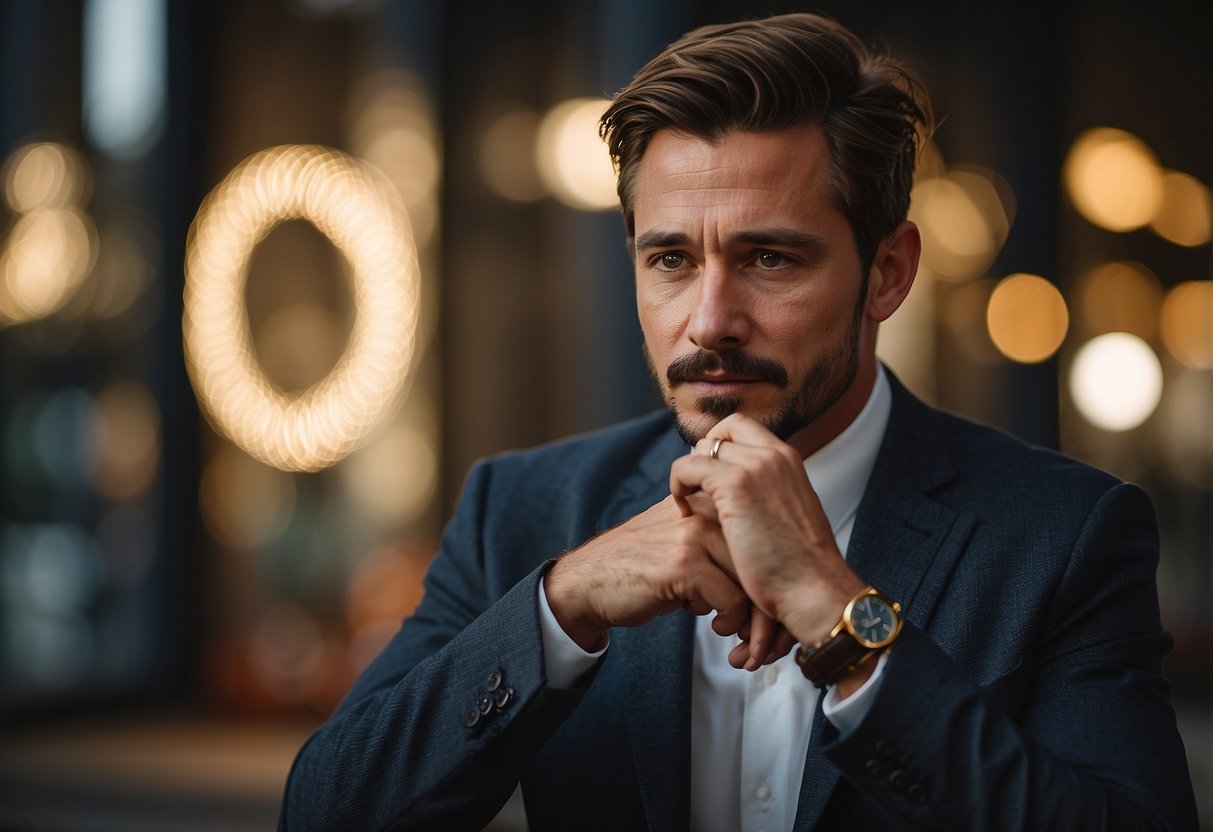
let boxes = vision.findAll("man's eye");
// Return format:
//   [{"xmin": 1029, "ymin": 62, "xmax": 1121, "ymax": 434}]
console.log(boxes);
[
  {"xmin": 757, "ymin": 251, "xmax": 786, "ymax": 268},
  {"xmin": 657, "ymin": 252, "xmax": 685, "ymax": 270}
]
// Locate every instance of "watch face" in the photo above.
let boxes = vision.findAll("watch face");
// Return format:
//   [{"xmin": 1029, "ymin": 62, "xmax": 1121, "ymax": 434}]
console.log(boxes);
[{"xmin": 848, "ymin": 594, "xmax": 899, "ymax": 648}]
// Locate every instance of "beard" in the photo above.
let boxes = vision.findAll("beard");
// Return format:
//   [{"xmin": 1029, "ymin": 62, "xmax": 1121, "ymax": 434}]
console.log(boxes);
[{"xmin": 650, "ymin": 293, "xmax": 865, "ymax": 447}]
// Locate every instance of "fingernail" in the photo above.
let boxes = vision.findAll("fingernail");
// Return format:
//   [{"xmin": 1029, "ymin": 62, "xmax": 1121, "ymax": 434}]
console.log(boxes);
[{"xmin": 744, "ymin": 658, "xmax": 760, "ymax": 671}]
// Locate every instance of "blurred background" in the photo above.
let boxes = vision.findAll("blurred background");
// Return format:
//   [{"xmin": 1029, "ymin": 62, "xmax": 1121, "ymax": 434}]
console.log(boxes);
[{"xmin": 0, "ymin": 0, "xmax": 1208, "ymax": 829}]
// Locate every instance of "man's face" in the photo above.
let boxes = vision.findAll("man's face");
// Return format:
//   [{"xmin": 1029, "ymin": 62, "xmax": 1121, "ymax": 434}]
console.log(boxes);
[{"xmin": 632, "ymin": 126, "xmax": 876, "ymax": 451}]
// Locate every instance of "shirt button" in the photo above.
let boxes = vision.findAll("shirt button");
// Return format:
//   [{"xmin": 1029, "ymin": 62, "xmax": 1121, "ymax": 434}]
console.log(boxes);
[
  {"xmin": 762, "ymin": 666, "xmax": 779, "ymax": 686},
  {"xmin": 755, "ymin": 784, "xmax": 772, "ymax": 802}
]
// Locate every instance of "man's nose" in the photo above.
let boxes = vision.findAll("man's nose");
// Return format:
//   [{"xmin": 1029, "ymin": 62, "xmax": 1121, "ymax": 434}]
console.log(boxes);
[{"xmin": 686, "ymin": 264, "xmax": 750, "ymax": 351}]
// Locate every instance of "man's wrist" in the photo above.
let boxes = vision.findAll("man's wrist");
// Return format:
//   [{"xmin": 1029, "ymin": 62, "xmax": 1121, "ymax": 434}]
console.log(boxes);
[
  {"xmin": 781, "ymin": 575, "xmax": 867, "ymax": 647},
  {"xmin": 544, "ymin": 559, "xmax": 609, "ymax": 652}
]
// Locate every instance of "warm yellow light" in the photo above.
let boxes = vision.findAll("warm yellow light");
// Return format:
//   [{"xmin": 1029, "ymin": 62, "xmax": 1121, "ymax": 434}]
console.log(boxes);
[
  {"xmin": 347, "ymin": 69, "xmax": 441, "ymax": 247},
  {"xmin": 986, "ymin": 273, "xmax": 1069, "ymax": 363},
  {"xmin": 911, "ymin": 167, "xmax": 1011, "ymax": 281},
  {"xmin": 0, "ymin": 142, "xmax": 97, "ymax": 326},
  {"xmin": 199, "ymin": 445, "xmax": 296, "ymax": 549},
  {"xmin": 3, "ymin": 142, "xmax": 89, "ymax": 211},
  {"xmin": 535, "ymin": 97, "xmax": 618, "ymax": 211},
  {"xmin": 1150, "ymin": 170, "xmax": 1212, "ymax": 247},
  {"xmin": 913, "ymin": 139, "xmax": 947, "ymax": 184},
  {"xmin": 341, "ymin": 410, "xmax": 437, "ymax": 529},
  {"xmin": 0, "ymin": 208, "xmax": 98, "ymax": 323},
  {"xmin": 183, "ymin": 145, "xmax": 421, "ymax": 472},
  {"xmin": 1069, "ymin": 333, "xmax": 1163, "ymax": 431},
  {"xmin": 1160, "ymin": 280, "xmax": 1213, "ymax": 370},
  {"xmin": 87, "ymin": 380, "xmax": 161, "ymax": 501},
  {"xmin": 1064, "ymin": 128, "xmax": 1164, "ymax": 232},
  {"xmin": 1076, "ymin": 261, "xmax": 1162, "ymax": 339},
  {"xmin": 479, "ymin": 110, "xmax": 547, "ymax": 202}
]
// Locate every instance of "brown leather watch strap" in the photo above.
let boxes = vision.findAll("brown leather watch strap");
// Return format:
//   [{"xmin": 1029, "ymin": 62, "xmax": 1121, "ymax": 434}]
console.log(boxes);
[{"xmin": 795, "ymin": 628, "xmax": 870, "ymax": 689}]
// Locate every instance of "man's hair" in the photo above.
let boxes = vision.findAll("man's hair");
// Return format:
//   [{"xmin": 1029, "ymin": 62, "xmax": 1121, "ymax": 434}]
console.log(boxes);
[{"xmin": 600, "ymin": 13, "xmax": 932, "ymax": 272}]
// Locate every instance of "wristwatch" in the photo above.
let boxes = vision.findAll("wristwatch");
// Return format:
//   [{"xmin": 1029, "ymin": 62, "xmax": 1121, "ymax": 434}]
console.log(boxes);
[{"xmin": 794, "ymin": 586, "xmax": 903, "ymax": 688}]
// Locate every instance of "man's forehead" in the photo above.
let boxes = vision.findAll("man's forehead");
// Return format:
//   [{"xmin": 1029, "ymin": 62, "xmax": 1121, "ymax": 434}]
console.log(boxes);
[{"xmin": 633, "ymin": 126, "xmax": 833, "ymax": 204}]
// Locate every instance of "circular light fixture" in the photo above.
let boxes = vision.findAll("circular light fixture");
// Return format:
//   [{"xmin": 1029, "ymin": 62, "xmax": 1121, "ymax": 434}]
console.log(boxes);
[{"xmin": 183, "ymin": 145, "xmax": 420, "ymax": 472}]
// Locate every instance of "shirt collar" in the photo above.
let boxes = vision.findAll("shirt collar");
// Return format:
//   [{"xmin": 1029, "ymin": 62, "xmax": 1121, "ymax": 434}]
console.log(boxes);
[{"xmin": 804, "ymin": 366, "xmax": 892, "ymax": 536}]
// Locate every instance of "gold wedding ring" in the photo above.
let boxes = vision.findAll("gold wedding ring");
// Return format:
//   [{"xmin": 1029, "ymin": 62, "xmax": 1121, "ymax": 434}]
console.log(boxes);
[{"xmin": 709, "ymin": 437, "xmax": 725, "ymax": 460}]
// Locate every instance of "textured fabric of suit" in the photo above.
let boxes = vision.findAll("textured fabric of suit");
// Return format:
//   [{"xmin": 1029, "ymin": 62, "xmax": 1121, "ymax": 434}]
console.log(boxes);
[{"xmin": 279, "ymin": 375, "xmax": 1198, "ymax": 831}]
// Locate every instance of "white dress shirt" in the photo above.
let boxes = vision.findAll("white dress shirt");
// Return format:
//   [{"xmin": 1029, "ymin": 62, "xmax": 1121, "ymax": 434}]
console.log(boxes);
[{"xmin": 537, "ymin": 368, "xmax": 892, "ymax": 832}]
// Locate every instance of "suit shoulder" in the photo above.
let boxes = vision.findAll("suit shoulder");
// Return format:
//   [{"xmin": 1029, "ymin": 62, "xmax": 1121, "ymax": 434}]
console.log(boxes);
[{"xmin": 930, "ymin": 406, "xmax": 1127, "ymax": 505}]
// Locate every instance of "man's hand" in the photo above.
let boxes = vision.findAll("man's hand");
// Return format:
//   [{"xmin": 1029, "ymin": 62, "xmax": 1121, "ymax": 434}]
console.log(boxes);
[
  {"xmin": 669, "ymin": 414, "xmax": 866, "ymax": 654},
  {"xmin": 544, "ymin": 495, "xmax": 752, "ymax": 652}
]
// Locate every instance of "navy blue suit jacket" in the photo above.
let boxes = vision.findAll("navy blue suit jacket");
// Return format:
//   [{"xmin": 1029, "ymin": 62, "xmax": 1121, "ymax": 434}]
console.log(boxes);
[{"xmin": 280, "ymin": 375, "xmax": 1197, "ymax": 830}]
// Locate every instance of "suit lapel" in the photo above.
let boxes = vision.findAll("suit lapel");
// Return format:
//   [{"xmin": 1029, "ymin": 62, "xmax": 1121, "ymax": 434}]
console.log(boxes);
[{"xmin": 795, "ymin": 374, "xmax": 976, "ymax": 830}]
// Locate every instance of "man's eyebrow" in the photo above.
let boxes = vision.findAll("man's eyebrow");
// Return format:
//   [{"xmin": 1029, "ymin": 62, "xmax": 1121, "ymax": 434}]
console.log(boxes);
[
  {"xmin": 634, "ymin": 230, "xmax": 691, "ymax": 250},
  {"xmin": 732, "ymin": 228, "xmax": 827, "ymax": 249}
]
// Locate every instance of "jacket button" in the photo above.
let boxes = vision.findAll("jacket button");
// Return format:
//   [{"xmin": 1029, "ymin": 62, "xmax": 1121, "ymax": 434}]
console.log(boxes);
[
  {"xmin": 888, "ymin": 769, "xmax": 910, "ymax": 793},
  {"xmin": 486, "ymin": 670, "xmax": 503, "ymax": 692},
  {"xmin": 876, "ymin": 740, "xmax": 899, "ymax": 761},
  {"xmin": 463, "ymin": 708, "xmax": 480, "ymax": 728},
  {"xmin": 907, "ymin": 783, "xmax": 927, "ymax": 805},
  {"xmin": 865, "ymin": 759, "xmax": 888, "ymax": 778},
  {"xmin": 476, "ymin": 692, "xmax": 493, "ymax": 714},
  {"xmin": 492, "ymin": 686, "xmax": 514, "ymax": 710}
]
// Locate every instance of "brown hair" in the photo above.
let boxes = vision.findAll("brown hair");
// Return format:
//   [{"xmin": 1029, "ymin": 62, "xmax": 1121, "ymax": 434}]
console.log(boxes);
[{"xmin": 600, "ymin": 13, "xmax": 931, "ymax": 272}]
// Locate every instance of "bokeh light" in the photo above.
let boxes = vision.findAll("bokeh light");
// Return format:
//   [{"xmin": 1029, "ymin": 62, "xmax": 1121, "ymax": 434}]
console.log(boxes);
[
  {"xmin": 198, "ymin": 445, "xmax": 297, "ymax": 550},
  {"xmin": 341, "ymin": 408, "xmax": 437, "ymax": 529},
  {"xmin": 911, "ymin": 167, "xmax": 1012, "ymax": 281},
  {"xmin": 535, "ymin": 97, "xmax": 618, "ymax": 211},
  {"xmin": 3, "ymin": 142, "xmax": 90, "ymax": 211},
  {"xmin": 1150, "ymin": 171, "xmax": 1212, "ymax": 247},
  {"xmin": 0, "ymin": 142, "xmax": 98, "ymax": 326},
  {"xmin": 87, "ymin": 379, "xmax": 161, "ymax": 502},
  {"xmin": 986, "ymin": 273, "xmax": 1069, "ymax": 363},
  {"xmin": 1069, "ymin": 332, "xmax": 1163, "ymax": 431},
  {"xmin": 479, "ymin": 109, "xmax": 547, "ymax": 202},
  {"xmin": 1160, "ymin": 280, "xmax": 1213, "ymax": 370},
  {"xmin": 1064, "ymin": 127, "xmax": 1164, "ymax": 232},
  {"xmin": 347, "ymin": 69, "xmax": 441, "ymax": 247},
  {"xmin": 1076, "ymin": 261, "xmax": 1162, "ymax": 339},
  {"xmin": 183, "ymin": 145, "xmax": 420, "ymax": 472},
  {"xmin": 344, "ymin": 543, "xmax": 431, "ymax": 675}
]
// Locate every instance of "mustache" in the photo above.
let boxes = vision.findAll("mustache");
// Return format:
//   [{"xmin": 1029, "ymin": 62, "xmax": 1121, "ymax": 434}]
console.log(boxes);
[{"xmin": 666, "ymin": 350, "xmax": 789, "ymax": 388}]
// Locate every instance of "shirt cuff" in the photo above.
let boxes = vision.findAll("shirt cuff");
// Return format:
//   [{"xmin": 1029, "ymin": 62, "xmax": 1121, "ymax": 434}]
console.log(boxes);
[
  {"xmin": 821, "ymin": 649, "xmax": 889, "ymax": 735},
  {"xmin": 537, "ymin": 575, "xmax": 608, "ymax": 688}
]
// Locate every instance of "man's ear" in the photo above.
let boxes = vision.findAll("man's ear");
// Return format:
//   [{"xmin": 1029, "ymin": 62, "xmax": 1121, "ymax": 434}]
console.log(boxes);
[{"xmin": 866, "ymin": 220, "xmax": 921, "ymax": 323}]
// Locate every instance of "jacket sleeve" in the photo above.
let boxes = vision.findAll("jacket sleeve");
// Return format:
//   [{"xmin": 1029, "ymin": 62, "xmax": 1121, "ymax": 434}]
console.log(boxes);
[
  {"xmin": 278, "ymin": 460, "xmax": 593, "ymax": 831},
  {"xmin": 822, "ymin": 482, "xmax": 1198, "ymax": 831}
]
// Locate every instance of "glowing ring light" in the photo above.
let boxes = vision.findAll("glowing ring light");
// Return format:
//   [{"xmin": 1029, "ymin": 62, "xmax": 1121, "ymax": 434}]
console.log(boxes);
[{"xmin": 184, "ymin": 145, "xmax": 420, "ymax": 472}]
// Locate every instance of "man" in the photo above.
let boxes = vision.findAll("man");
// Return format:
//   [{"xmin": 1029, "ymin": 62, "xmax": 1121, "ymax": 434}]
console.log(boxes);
[{"xmin": 280, "ymin": 13, "xmax": 1197, "ymax": 831}]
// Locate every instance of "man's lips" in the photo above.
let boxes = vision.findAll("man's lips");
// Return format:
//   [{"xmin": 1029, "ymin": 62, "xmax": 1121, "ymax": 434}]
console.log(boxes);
[{"xmin": 682, "ymin": 375, "xmax": 766, "ymax": 393}]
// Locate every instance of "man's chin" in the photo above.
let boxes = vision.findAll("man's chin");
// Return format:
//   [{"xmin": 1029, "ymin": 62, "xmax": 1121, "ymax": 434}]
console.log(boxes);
[
  {"xmin": 670, "ymin": 394, "xmax": 807, "ymax": 446},
  {"xmin": 670, "ymin": 396, "xmax": 749, "ymax": 445}
]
